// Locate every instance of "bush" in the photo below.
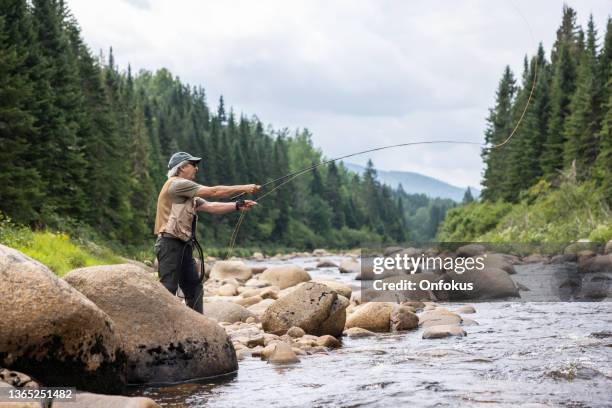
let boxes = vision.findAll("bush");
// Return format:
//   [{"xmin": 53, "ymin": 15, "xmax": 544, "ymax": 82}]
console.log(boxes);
[{"xmin": 437, "ymin": 180, "xmax": 611, "ymax": 243}]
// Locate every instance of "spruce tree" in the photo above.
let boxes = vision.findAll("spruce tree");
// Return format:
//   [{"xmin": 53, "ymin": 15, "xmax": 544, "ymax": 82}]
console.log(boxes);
[
  {"xmin": 0, "ymin": 7, "xmax": 43, "ymax": 223},
  {"xmin": 481, "ymin": 66, "xmax": 516, "ymax": 201},
  {"xmin": 563, "ymin": 15, "xmax": 601, "ymax": 179},
  {"xmin": 462, "ymin": 187, "xmax": 475, "ymax": 204},
  {"xmin": 541, "ymin": 6, "xmax": 580, "ymax": 178}
]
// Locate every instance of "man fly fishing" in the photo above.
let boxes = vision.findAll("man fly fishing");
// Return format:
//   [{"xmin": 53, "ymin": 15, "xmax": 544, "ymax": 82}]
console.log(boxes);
[{"xmin": 154, "ymin": 151, "xmax": 259, "ymax": 313}]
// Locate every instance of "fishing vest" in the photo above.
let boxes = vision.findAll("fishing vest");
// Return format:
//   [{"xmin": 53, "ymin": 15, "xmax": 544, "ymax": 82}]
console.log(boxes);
[{"xmin": 154, "ymin": 178, "xmax": 198, "ymax": 242}]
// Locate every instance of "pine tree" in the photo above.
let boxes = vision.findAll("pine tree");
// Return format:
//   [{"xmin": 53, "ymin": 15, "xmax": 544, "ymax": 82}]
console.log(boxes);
[
  {"xmin": 541, "ymin": 6, "xmax": 581, "ymax": 178},
  {"xmin": 563, "ymin": 15, "xmax": 601, "ymax": 179},
  {"xmin": 0, "ymin": 5, "xmax": 43, "ymax": 223},
  {"xmin": 325, "ymin": 161, "xmax": 345, "ymax": 228},
  {"xmin": 481, "ymin": 66, "xmax": 516, "ymax": 201},
  {"xmin": 462, "ymin": 187, "xmax": 475, "ymax": 204}
]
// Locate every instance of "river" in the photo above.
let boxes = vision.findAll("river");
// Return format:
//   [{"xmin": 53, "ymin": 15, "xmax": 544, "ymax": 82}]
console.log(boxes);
[{"xmin": 129, "ymin": 256, "xmax": 612, "ymax": 407}]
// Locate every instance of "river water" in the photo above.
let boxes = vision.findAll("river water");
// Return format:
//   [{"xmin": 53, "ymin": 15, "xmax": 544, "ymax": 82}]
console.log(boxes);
[{"xmin": 130, "ymin": 256, "xmax": 612, "ymax": 407}]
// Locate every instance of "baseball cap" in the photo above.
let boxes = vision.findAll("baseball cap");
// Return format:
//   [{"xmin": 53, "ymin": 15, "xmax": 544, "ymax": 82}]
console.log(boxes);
[{"xmin": 168, "ymin": 152, "xmax": 202, "ymax": 169}]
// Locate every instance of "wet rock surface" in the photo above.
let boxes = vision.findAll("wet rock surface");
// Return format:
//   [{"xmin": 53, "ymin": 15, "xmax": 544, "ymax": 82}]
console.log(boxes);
[
  {"xmin": 64, "ymin": 264, "xmax": 237, "ymax": 384},
  {"xmin": 0, "ymin": 245, "xmax": 126, "ymax": 394}
]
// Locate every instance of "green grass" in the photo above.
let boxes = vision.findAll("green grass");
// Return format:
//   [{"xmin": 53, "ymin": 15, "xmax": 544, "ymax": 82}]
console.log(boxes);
[
  {"xmin": 437, "ymin": 179, "xmax": 612, "ymax": 243},
  {"xmin": 15, "ymin": 232, "xmax": 122, "ymax": 277},
  {"xmin": 1, "ymin": 213, "xmax": 122, "ymax": 276}
]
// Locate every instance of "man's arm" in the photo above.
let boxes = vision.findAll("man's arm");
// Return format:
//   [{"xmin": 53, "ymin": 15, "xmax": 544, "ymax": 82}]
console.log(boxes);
[
  {"xmin": 195, "ymin": 184, "xmax": 260, "ymax": 199},
  {"xmin": 196, "ymin": 200, "xmax": 257, "ymax": 214}
]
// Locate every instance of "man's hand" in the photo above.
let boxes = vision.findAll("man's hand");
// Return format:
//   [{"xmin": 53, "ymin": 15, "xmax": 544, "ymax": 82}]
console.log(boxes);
[
  {"xmin": 238, "ymin": 200, "xmax": 257, "ymax": 212},
  {"xmin": 245, "ymin": 184, "xmax": 261, "ymax": 195}
]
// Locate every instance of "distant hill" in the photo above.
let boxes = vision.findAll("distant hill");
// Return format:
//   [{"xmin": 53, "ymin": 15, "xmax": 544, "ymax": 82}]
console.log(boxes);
[{"xmin": 343, "ymin": 162, "xmax": 480, "ymax": 202}]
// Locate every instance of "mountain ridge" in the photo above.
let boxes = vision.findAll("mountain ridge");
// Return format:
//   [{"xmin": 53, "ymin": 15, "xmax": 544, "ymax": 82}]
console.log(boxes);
[{"xmin": 343, "ymin": 162, "xmax": 480, "ymax": 202}]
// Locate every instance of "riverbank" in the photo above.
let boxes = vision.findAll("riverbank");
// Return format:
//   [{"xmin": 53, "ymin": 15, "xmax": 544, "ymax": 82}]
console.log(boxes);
[{"xmin": 1, "ymin": 244, "xmax": 611, "ymax": 407}]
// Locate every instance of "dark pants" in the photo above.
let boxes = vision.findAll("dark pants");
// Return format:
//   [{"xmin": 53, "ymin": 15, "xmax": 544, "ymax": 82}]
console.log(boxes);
[{"xmin": 154, "ymin": 236, "xmax": 203, "ymax": 313}]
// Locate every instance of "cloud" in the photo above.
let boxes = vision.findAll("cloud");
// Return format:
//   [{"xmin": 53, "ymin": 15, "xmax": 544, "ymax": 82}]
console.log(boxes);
[{"xmin": 67, "ymin": 0, "xmax": 611, "ymax": 187}]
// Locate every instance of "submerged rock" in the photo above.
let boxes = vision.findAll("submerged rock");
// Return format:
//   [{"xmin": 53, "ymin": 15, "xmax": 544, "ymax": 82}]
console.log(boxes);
[
  {"xmin": 64, "ymin": 264, "xmax": 237, "ymax": 384},
  {"xmin": 343, "ymin": 327, "xmax": 376, "ymax": 338},
  {"xmin": 0, "ymin": 245, "xmax": 126, "ymax": 394},
  {"xmin": 422, "ymin": 325, "xmax": 467, "ymax": 339}
]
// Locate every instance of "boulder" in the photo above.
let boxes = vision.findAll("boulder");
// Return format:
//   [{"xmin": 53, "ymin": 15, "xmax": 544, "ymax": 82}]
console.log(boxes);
[
  {"xmin": 251, "ymin": 252, "xmax": 265, "ymax": 261},
  {"xmin": 316, "ymin": 335, "xmax": 342, "ymax": 349},
  {"xmin": 564, "ymin": 240, "xmax": 593, "ymax": 255},
  {"xmin": 523, "ymin": 254, "xmax": 549, "ymax": 263},
  {"xmin": 456, "ymin": 244, "xmax": 486, "ymax": 258},
  {"xmin": 64, "ymin": 264, "xmax": 237, "ymax": 384},
  {"xmin": 605, "ymin": 240, "xmax": 612, "ymax": 255},
  {"xmin": 268, "ymin": 342, "xmax": 300, "ymax": 364},
  {"xmin": 217, "ymin": 283, "xmax": 238, "ymax": 296},
  {"xmin": 203, "ymin": 302, "xmax": 255, "ymax": 323},
  {"xmin": 390, "ymin": 305, "xmax": 419, "ymax": 331},
  {"xmin": 313, "ymin": 249, "xmax": 330, "ymax": 257},
  {"xmin": 446, "ymin": 266, "xmax": 519, "ymax": 300},
  {"xmin": 210, "ymin": 261, "xmax": 252, "ymax": 282},
  {"xmin": 0, "ymin": 245, "xmax": 126, "ymax": 394},
  {"xmin": 549, "ymin": 253, "xmax": 578, "ymax": 264},
  {"xmin": 287, "ymin": 326, "xmax": 306, "ymax": 338},
  {"xmin": 363, "ymin": 272, "xmax": 445, "ymax": 302},
  {"xmin": 259, "ymin": 265, "xmax": 311, "ymax": 289},
  {"xmin": 51, "ymin": 392, "xmax": 160, "ymax": 408},
  {"xmin": 313, "ymin": 279, "xmax": 353, "ymax": 299},
  {"xmin": 579, "ymin": 255, "xmax": 612, "ymax": 274},
  {"xmin": 345, "ymin": 302, "xmax": 393, "ymax": 332},
  {"xmin": 338, "ymin": 259, "xmax": 360, "ymax": 274},
  {"xmin": 262, "ymin": 282, "xmax": 348, "ymax": 336},
  {"xmin": 422, "ymin": 325, "xmax": 467, "ymax": 339},
  {"xmin": 247, "ymin": 298, "xmax": 275, "ymax": 317},
  {"xmin": 482, "ymin": 253, "xmax": 516, "ymax": 274}
]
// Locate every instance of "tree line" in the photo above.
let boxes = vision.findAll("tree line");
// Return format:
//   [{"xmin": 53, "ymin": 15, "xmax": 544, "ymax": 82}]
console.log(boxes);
[
  {"xmin": 481, "ymin": 6, "xmax": 611, "ymax": 204},
  {"xmin": 1, "ymin": 0, "xmax": 424, "ymax": 251}
]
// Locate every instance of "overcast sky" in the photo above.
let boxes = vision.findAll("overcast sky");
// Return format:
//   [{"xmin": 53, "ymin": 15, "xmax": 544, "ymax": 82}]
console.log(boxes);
[{"xmin": 67, "ymin": 0, "xmax": 610, "ymax": 188}]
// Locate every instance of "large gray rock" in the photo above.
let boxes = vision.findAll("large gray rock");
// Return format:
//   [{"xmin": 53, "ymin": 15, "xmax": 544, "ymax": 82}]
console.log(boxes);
[
  {"xmin": 482, "ymin": 253, "xmax": 516, "ymax": 274},
  {"xmin": 0, "ymin": 245, "xmax": 126, "ymax": 394},
  {"xmin": 64, "ymin": 264, "xmax": 237, "ymax": 384},
  {"xmin": 204, "ymin": 301, "xmax": 256, "ymax": 323},
  {"xmin": 446, "ymin": 266, "xmax": 519, "ymax": 300},
  {"xmin": 456, "ymin": 244, "xmax": 486, "ymax": 258},
  {"xmin": 262, "ymin": 282, "xmax": 347, "ymax": 336},
  {"xmin": 259, "ymin": 265, "xmax": 311, "ymax": 289},
  {"xmin": 579, "ymin": 255, "xmax": 612, "ymax": 274},
  {"xmin": 422, "ymin": 325, "xmax": 466, "ymax": 339}
]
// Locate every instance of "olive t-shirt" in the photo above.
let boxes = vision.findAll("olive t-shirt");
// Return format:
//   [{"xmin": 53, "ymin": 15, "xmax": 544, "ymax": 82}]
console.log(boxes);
[{"xmin": 154, "ymin": 177, "xmax": 206, "ymax": 235}]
